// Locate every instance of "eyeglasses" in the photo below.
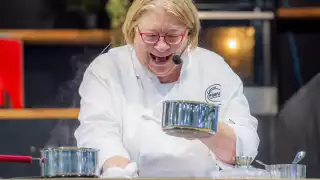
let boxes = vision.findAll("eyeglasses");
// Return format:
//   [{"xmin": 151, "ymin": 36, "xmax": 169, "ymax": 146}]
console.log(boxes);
[{"xmin": 137, "ymin": 26, "xmax": 187, "ymax": 45}]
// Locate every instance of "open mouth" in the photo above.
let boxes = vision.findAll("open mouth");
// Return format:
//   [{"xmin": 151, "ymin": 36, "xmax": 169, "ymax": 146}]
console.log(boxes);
[{"xmin": 150, "ymin": 53, "xmax": 172, "ymax": 64}]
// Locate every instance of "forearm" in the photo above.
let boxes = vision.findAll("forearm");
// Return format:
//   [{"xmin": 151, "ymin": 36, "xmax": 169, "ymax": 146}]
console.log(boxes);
[
  {"xmin": 75, "ymin": 119, "xmax": 130, "ymax": 171},
  {"xmin": 199, "ymin": 122, "xmax": 236, "ymax": 164}
]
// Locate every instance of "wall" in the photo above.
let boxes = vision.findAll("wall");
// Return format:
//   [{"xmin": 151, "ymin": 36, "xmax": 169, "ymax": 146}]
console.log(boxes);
[
  {"xmin": 0, "ymin": 0, "xmax": 110, "ymax": 29},
  {"xmin": 277, "ymin": 19, "xmax": 320, "ymax": 107},
  {"xmin": 0, "ymin": 44, "xmax": 102, "ymax": 178}
]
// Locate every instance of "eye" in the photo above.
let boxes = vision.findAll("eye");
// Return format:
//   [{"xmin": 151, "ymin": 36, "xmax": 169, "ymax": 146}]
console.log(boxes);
[
  {"xmin": 142, "ymin": 34, "xmax": 158, "ymax": 41},
  {"xmin": 166, "ymin": 35, "xmax": 179, "ymax": 39},
  {"xmin": 165, "ymin": 35, "xmax": 181, "ymax": 44},
  {"xmin": 145, "ymin": 34, "xmax": 157, "ymax": 38}
]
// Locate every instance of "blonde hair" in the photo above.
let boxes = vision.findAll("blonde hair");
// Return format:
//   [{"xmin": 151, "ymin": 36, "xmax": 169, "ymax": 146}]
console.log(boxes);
[{"xmin": 122, "ymin": 0, "xmax": 200, "ymax": 48}]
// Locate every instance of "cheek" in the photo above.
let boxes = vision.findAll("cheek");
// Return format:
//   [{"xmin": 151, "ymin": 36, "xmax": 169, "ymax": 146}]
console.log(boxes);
[
  {"xmin": 170, "ymin": 43, "xmax": 184, "ymax": 55},
  {"xmin": 181, "ymin": 36, "xmax": 189, "ymax": 48},
  {"xmin": 175, "ymin": 37, "xmax": 189, "ymax": 53},
  {"xmin": 134, "ymin": 35, "xmax": 151, "ymax": 61}
]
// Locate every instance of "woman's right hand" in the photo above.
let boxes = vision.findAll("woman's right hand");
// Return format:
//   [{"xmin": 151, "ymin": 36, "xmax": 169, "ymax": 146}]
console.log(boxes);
[
  {"xmin": 101, "ymin": 156, "xmax": 138, "ymax": 178},
  {"xmin": 103, "ymin": 156, "xmax": 131, "ymax": 169}
]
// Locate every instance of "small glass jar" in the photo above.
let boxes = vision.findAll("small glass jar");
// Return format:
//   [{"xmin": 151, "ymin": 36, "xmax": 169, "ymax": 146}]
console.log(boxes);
[{"xmin": 217, "ymin": 156, "xmax": 271, "ymax": 178}]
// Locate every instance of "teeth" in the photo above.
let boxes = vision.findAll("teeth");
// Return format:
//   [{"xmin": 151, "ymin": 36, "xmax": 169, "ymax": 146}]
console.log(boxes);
[
  {"xmin": 150, "ymin": 53, "xmax": 171, "ymax": 63},
  {"xmin": 155, "ymin": 57, "xmax": 167, "ymax": 62}
]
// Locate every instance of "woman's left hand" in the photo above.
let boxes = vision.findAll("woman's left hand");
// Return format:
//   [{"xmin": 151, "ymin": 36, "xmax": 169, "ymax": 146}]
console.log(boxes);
[{"xmin": 198, "ymin": 122, "xmax": 236, "ymax": 165}]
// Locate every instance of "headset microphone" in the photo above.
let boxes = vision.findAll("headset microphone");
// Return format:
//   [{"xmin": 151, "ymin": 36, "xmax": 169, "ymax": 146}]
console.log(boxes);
[
  {"xmin": 172, "ymin": 41, "xmax": 189, "ymax": 65},
  {"xmin": 172, "ymin": 55, "xmax": 182, "ymax": 65}
]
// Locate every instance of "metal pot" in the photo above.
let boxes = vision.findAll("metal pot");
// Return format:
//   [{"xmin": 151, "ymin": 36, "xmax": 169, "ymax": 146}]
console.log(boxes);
[
  {"xmin": 0, "ymin": 147, "xmax": 99, "ymax": 178},
  {"xmin": 265, "ymin": 164, "xmax": 307, "ymax": 178},
  {"xmin": 162, "ymin": 100, "xmax": 219, "ymax": 138}
]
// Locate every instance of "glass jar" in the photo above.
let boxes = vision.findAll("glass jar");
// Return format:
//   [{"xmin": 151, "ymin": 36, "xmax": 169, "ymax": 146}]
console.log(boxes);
[{"xmin": 217, "ymin": 156, "xmax": 271, "ymax": 178}]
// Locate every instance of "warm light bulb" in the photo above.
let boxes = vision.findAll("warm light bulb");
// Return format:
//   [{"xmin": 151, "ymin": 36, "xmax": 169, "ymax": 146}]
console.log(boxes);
[{"xmin": 227, "ymin": 39, "xmax": 238, "ymax": 50}]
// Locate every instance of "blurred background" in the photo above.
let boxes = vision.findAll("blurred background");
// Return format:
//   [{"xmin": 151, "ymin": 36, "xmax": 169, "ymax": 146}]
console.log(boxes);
[{"xmin": 0, "ymin": 0, "xmax": 320, "ymax": 178}]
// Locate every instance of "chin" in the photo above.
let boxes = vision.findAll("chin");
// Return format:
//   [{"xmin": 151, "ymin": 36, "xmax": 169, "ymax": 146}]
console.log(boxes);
[{"xmin": 150, "ymin": 68, "xmax": 172, "ymax": 77}]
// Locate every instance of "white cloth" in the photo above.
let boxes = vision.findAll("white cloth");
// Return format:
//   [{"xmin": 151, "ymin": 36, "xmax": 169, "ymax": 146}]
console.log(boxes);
[
  {"xmin": 100, "ymin": 162, "xmax": 138, "ymax": 178},
  {"xmin": 74, "ymin": 44, "xmax": 260, "ymax": 177}
]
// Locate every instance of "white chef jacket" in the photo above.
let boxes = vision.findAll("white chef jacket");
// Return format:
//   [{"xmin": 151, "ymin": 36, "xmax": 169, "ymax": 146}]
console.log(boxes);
[{"xmin": 74, "ymin": 44, "xmax": 259, "ymax": 178}]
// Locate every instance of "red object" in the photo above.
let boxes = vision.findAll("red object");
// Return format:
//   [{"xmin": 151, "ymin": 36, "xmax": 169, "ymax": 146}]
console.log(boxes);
[
  {"xmin": 0, "ymin": 38, "xmax": 24, "ymax": 108},
  {"xmin": 0, "ymin": 155, "xmax": 33, "ymax": 163},
  {"xmin": 0, "ymin": 78, "xmax": 3, "ymax": 106}
]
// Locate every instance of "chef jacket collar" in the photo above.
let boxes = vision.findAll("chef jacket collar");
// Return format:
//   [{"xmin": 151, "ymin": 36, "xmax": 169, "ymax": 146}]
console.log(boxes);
[{"xmin": 129, "ymin": 44, "xmax": 192, "ymax": 83}]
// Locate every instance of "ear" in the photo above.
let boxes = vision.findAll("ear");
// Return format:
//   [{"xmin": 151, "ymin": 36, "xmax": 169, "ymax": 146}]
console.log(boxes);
[
  {"xmin": 187, "ymin": 29, "xmax": 192, "ymax": 37},
  {"xmin": 187, "ymin": 34, "xmax": 192, "ymax": 44}
]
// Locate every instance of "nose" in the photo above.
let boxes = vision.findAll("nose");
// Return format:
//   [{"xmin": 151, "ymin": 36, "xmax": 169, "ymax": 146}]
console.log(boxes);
[{"xmin": 154, "ymin": 37, "xmax": 170, "ymax": 52}]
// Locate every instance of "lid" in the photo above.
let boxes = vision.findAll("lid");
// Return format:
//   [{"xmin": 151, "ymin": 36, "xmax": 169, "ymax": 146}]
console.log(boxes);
[
  {"xmin": 41, "ymin": 147, "xmax": 99, "ymax": 152},
  {"xmin": 162, "ymin": 100, "xmax": 217, "ymax": 107}
]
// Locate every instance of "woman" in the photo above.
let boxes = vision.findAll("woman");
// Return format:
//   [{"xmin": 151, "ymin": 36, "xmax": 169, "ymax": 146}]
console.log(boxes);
[{"xmin": 74, "ymin": 0, "xmax": 259, "ymax": 178}]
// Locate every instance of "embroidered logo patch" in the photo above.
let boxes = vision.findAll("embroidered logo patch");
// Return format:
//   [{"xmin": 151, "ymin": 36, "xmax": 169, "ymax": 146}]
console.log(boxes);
[{"xmin": 205, "ymin": 84, "xmax": 221, "ymax": 103}]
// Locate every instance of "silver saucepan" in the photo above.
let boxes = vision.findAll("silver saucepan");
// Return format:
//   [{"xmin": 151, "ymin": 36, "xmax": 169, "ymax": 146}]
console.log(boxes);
[
  {"xmin": 255, "ymin": 151, "xmax": 307, "ymax": 178},
  {"xmin": 265, "ymin": 164, "xmax": 307, "ymax": 178},
  {"xmin": 162, "ymin": 100, "xmax": 219, "ymax": 138},
  {"xmin": 0, "ymin": 147, "xmax": 99, "ymax": 178}
]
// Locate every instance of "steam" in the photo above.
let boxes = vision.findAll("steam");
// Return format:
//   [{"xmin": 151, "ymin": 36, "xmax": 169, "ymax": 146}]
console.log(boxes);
[{"xmin": 44, "ymin": 44, "xmax": 112, "ymax": 148}]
